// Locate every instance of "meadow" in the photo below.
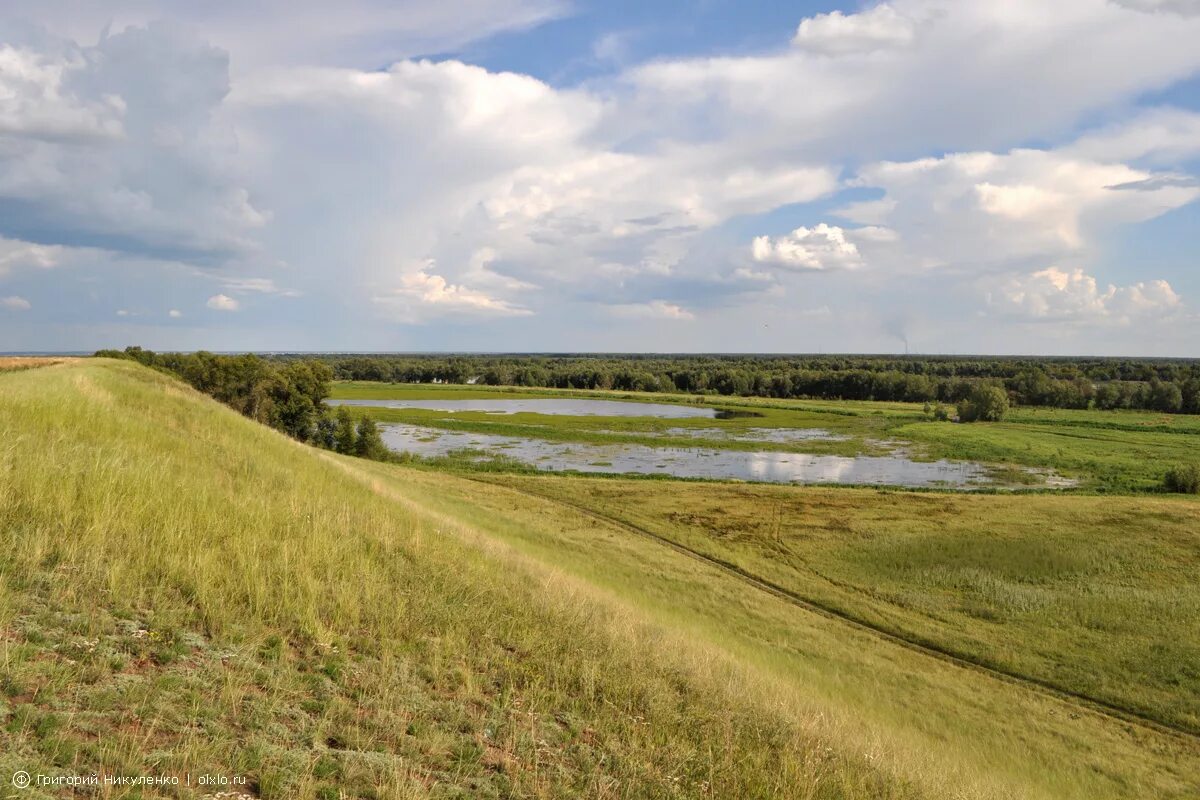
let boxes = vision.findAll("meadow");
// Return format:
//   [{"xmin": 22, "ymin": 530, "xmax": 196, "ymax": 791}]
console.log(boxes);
[
  {"xmin": 1, "ymin": 359, "xmax": 1198, "ymax": 799},
  {"xmin": 483, "ymin": 476, "xmax": 1200, "ymax": 732}
]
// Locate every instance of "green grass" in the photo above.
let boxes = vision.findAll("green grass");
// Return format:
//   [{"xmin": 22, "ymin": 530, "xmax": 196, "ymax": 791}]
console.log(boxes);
[
  {"xmin": 330, "ymin": 382, "xmax": 1200, "ymax": 491},
  {"xmin": 485, "ymin": 476, "xmax": 1200, "ymax": 732},
  {"xmin": 0, "ymin": 360, "xmax": 906, "ymax": 799},
  {"xmin": 4, "ymin": 361, "xmax": 1200, "ymax": 799},
  {"xmin": 358, "ymin": 466, "xmax": 1200, "ymax": 800}
]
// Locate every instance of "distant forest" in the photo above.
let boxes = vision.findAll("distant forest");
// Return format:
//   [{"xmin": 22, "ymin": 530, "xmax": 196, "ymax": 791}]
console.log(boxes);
[{"xmin": 269, "ymin": 353, "xmax": 1200, "ymax": 414}]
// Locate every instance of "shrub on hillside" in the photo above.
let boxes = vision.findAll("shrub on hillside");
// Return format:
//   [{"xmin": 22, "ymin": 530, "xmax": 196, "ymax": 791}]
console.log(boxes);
[
  {"xmin": 1163, "ymin": 463, "xmax": 1200, "ymax": 494},
  {"xmin": 93, "ymin": 346, "xmax": 397, "ymax": 463},
  {"xmin": 957, "ymin": 384, "xmax": 1010, "ymax": 422}
]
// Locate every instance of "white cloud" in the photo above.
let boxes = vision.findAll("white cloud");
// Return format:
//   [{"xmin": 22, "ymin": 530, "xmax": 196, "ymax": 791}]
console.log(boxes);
[
  {"xmin": 206, "ymin": 293, "xmax": 239, "ymax": 311},
  {"xmin": 0, "ymin": 238, "xmax": 61, "ymax": 275},
  {"xmin": 840, "ymin": 144, "xmax": 1200, "ymax": 271},
  {"xmin": 751, "ymin": 224, "xmax": 868, "ymax": 271},
  {"xmin": 372, "ymin": 266, "xmax": 532, "ymax": 322},
  {"xmin": 116, "ymin": 309, "xmax": 131, "ymax": 317},
  {"xmin": 609, "ymin": 300, "xmax": 695, "ymax": 320},
  {"xmin": 168, "ymin": 309, "xmax": 182, "ymax": 318},
  {"xmin": 1, "ymin": 2, "xmax": 1199, "ymax": 353},
  {"xmin": 1, "ymin": 0, "xmax": 567, "ymax": 71},
  {"xmin": 988, "ymin": 267, "xmax": 1182, "ymax": 322},
  {"xmin": 230, "ymin": 54, "xmax": 838, "ymax": 318},
  {"xmin": 1, "ymin": 295, "xmax": 32, "ymax": 310},
  {"xmin": 1066, "ymin": 107, "xmax": 1200, "ymax": 165},
  {"xmin": 792, "ymin": 4, "xmax": 919, "ymax": 56},
  {"xmin": 0, "ymin": 44, "xmax": 125, "ymax": 140},
  {"xmin": 630, "ymin": 0, "xmax": 1200, "ymax": 161}
]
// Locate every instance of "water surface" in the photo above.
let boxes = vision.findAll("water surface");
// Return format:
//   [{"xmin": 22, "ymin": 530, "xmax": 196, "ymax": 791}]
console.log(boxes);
[
  {"xmin": 661, "ymin": 426, "xmax": 851, "ymax": 443},
  {"xmin": 381, "ymin": 424, "xmax": 993, "ymax": 487}
]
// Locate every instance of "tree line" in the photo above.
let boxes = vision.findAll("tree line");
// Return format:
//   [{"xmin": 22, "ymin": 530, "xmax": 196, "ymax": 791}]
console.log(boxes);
[
  {"xmin": 95, "ymin": 347, "xmax": 389, "ymax": 460},
  {"xmin": 271, "ymin": 353, "xmax": 1200, "ymax": 414}
]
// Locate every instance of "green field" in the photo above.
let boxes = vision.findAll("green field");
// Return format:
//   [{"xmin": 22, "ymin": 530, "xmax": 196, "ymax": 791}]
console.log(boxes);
[
  {"xmin": 480, "ymin": 476, "xmax": 1200, "ymax": 732},
  {"xmin": 2, "ymin": 361, "xmax": 1199, "ymax": 798}
]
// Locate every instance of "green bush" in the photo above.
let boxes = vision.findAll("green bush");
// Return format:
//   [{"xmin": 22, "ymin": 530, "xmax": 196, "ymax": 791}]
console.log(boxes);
[
  {"xmin": 1163, "ymin": 463, "xmax": 1200, "ymax": 494},
  {"xmin": 957, "ymin": 384, "xmax": 1009, "ymax": 423}
]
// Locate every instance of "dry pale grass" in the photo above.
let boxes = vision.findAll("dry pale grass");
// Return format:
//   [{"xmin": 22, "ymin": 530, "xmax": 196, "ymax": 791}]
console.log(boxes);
[{"xmin": 0, "ymin": 356, "xmax": 79, "ymax": 371}]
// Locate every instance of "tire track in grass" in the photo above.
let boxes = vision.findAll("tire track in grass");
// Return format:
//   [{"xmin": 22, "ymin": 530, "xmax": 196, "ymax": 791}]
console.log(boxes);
[{"xmin": 474, "ymin": 475, "xmax": 1200, "ymax": 748}]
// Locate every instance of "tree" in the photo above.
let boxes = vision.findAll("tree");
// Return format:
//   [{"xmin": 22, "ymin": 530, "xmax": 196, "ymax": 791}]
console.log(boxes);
[
  {"xmin": 313, "ymin": 412, "xmax": 338, "ymax": 450},
  {"xmin": 334, "ymin": 408, "xmax": 357, "ymax": 454},
  {"xmin": 957, "ymin": 384, "xmax": 1009, "ymax": 422},
  {"xmin": 1148, "ymin": 380, "xmax": 1183, "ymax": 413},
  {"xmin": 354, "ymin": 416, "xmax": 386, "ymax": 459}
]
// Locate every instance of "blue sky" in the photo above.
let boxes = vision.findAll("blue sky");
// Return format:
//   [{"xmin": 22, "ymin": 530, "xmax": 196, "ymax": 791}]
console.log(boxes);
[{"xmin": 1, "ymin": 0, "xmax": 1199, "ymax": 354}]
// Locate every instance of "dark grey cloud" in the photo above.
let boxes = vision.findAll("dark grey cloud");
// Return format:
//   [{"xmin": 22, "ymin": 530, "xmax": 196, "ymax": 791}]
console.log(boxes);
[
  {"xmin": 1111, "ymin": 0, "xmax": 1200, "ymax": 18},
  {"xmin": 1106, "ymin": 173, "xmax": 1200, "ymax": 191},
  {"xmin": 0, "ymin": 24, "xmax": 264, "ymax": 267}
]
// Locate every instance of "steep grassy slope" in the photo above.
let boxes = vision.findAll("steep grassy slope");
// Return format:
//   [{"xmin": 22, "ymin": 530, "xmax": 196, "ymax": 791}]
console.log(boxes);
[{"xmin": 0, "ymin": 360, "xmax": 903, "ymax": 799}]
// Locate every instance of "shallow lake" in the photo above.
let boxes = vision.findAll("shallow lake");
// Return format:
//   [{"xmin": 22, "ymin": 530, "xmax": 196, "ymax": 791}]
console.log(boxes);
[
  {"xmin": 380, "ymin": 424, "xmax": 994, "ymax": 487},
  {"xmin": 328, "ymin": 397, "xmax": 719, "ymax": 418},
  {"xmin": 660, "ymin": 426, "xmax": 851, "ymax": 443}
]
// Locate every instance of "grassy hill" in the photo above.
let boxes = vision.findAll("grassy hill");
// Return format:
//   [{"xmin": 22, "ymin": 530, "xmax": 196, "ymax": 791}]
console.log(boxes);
[
  {"xmin": 0, "ymin": 360, "xmax": 897, "ymax": 798},
  {"xmin": 2, "ymin": 359, "xmax": 1198, "ymax": 799}
]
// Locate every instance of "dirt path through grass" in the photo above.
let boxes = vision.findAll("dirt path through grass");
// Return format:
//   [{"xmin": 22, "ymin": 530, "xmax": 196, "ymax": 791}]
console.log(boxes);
[{"xmin": 474, "ymin": 475, "xmax": 1200, "ymax": 745}]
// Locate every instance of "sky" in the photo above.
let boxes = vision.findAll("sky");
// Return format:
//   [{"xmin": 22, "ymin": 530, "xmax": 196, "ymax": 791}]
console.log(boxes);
[{"xmin": 1, "ymin": 0, "xmax": 1199, "ymax": 355}]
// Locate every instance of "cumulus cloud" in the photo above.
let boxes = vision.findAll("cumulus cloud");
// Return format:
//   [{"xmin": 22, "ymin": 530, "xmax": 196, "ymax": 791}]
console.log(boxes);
[
  {"xmin": 0, "ymin": 43, "xmax": 125, "ymax": 140},
  {"xmin": 231, "ymin": 55, "xmax": 839, "ymax": 320},
  {"xmin": 840, "ymin": 144, "xmax": 1200, "ymax": 271},
  {"xmin": 0, "ymin": 25, "xmax": 267, "ymax": 265},
  {"xmin": 989, "ymin": 267, "xmax": 1182, "ymax": 322},
  {"xmin": 630, "ymin": 0, "xmax": 1200, "ymax": 162},
  {"xmin": 792, "ymin": 4, "xmax": 919, "ymax": 56},
  {"xmin": 372, "ymin": 267, "xmax": 532, "ymax": 322},
  {"xmin": 206, "ymin": 293, "xmax": 239, "ymax": 311},
  {"xmin": 1, "ymin": 295, "xmax": 32, "ymax": 310},
  {"xmin": 2, "ymin": 2, "xmax": 1199, "ymax": 352},
  {"xmin": 751, "ymin": 224, "xmax": 866, "ymax": 271}
]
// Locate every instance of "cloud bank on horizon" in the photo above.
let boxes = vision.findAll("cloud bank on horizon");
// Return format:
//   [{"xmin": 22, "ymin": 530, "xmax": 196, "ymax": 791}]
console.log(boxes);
[{"xmin": 1, "ymin": 0, "xmax": 1199, "ymax": 354}]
